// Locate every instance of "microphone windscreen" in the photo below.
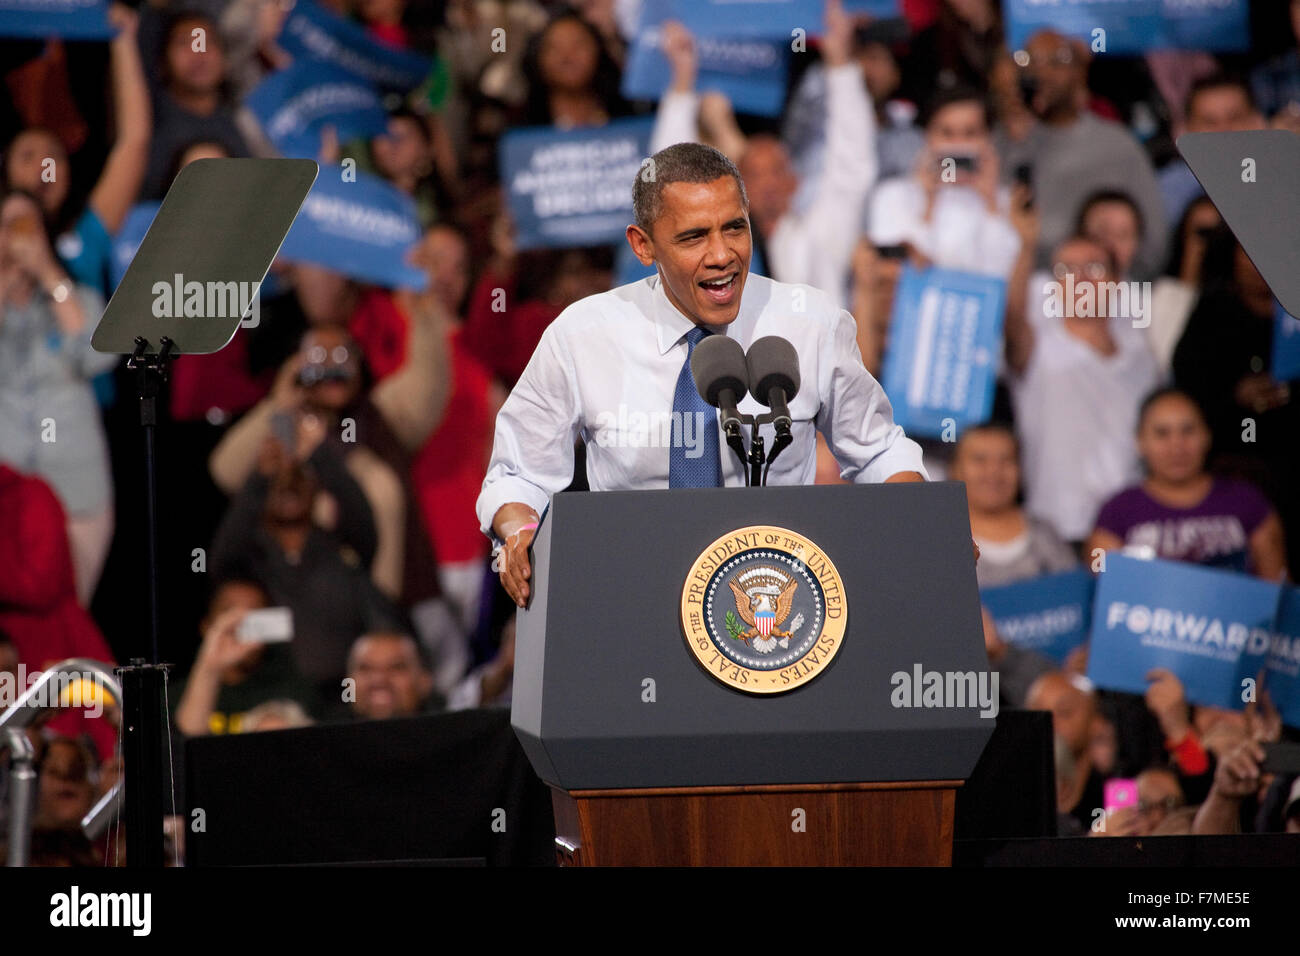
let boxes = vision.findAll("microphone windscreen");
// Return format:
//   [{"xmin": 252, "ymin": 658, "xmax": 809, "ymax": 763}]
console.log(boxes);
[
  {"xmin": 691, "ymin": 334, "xmax": 749, "ymax": 407},
  {"xmin": 745, "ymin": 335, "xmax": 800, "ymax": 405}
]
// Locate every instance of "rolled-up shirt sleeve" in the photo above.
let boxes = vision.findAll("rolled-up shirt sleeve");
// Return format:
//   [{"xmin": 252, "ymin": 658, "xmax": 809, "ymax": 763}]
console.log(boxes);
[
  {"xmin": 816, "ymin": 308, "xmax": 928, "ymax": 483},
  {"xmin": 475, "ymin": 323, "xmax": 582, "ymax": 538}
]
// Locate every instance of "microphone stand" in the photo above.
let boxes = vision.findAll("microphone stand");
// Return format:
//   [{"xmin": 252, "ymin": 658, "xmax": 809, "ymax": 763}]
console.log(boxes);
[
  {"xmin": 718, "ymin": 390, "xmax": 792, "ymax": 487},
  {"xmin": 727, "ymin": 410, "xmax": 791, "ymax": 487}
]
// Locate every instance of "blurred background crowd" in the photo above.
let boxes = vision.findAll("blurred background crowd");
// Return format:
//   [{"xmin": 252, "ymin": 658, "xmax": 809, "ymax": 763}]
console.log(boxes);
[{"xmin": 2, "ymin": 0, "xmax": 1300, "ymax": 863}]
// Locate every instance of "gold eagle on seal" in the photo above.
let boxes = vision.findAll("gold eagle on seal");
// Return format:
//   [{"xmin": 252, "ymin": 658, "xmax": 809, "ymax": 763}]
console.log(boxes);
[{"xmin": 728, "ymin": 566, "xmax": 798, "ymax": 652}]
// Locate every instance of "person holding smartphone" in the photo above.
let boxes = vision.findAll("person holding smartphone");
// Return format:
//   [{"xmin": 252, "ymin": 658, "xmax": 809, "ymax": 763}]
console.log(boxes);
[{"xmin": 866, "ymin": 85, "xmax": 1021, "ymax": 280}]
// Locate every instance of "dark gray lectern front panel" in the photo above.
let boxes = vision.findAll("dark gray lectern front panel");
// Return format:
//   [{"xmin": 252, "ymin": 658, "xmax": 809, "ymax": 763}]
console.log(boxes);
[{"xmin": 512, "ymin": 483, "xmax": 995, "ymax": 789}]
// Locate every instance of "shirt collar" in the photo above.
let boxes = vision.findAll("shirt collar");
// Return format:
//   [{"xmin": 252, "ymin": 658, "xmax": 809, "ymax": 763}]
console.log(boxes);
[{"xmin": 648, "ymin": 272, "xmax": 703, "ymax": 354}]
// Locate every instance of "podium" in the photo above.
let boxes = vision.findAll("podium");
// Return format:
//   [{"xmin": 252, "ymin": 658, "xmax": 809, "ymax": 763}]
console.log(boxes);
[{"xmin": 511, "ymin": 482, "xmax": 995, "ymax": 865}]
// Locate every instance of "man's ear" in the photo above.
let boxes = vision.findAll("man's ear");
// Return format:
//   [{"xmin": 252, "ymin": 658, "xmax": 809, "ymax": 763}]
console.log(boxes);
[{"xmin": 626, "ymin": 224, "xmax": 656, "ymax": 267}]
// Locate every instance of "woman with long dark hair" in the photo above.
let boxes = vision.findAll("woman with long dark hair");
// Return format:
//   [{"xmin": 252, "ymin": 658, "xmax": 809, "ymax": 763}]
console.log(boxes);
[
  {"xmin": 518, "ymin": 8, "xmax": 629, "ymax": 128},
  {"xmin": 1086, "ymin": 387, "xmax": 1286, "ymax": 579}
]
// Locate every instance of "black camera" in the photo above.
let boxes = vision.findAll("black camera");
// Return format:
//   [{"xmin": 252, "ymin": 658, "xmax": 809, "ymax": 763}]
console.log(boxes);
[{"xmin": 298, "ymin": 364, "xmax": 353, "ymax": 387}]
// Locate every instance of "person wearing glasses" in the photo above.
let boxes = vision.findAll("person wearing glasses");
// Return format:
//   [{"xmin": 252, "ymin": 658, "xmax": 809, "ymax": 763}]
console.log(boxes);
[
  {"xmin": 1004, "ymin": 233, "xmax": 1161, "ymax": 550},
  {"xmin": 993, "ymin": 30, "xmax": 1167, "ymax": 279}
]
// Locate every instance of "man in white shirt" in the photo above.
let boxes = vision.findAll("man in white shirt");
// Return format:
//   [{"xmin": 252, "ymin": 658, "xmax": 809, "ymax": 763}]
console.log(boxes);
[{"xmin": 478, "ymin": 142, "xmax": 928, "ymax": 606}]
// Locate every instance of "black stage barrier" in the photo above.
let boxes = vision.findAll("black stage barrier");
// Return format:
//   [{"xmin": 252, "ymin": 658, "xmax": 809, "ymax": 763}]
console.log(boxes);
[
  {"xmin": 957, "ymin": 834, "xmax": 1300, "ymax": 867},
  {"xmin": 184, "ymin": 709, "xmax": 556, "ymax": 866},
  {"xmin": 954, "ymin": 709, "xmax": 1057, "ymax": 840}
]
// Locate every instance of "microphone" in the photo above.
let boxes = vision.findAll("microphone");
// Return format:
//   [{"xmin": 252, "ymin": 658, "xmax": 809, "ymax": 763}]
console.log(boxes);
[
  {"xmin": 745, "ymin": 335, "xmax": 800, "ymax": 435},
  {"xmin": 691, "ymin": 334, "xmax": 748, "ymax": 436}
]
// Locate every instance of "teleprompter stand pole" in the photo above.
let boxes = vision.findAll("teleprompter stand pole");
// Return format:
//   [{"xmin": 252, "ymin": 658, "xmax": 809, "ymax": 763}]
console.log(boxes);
[
  {"xmin": 89, "ymin": 157, "xmax": 320, "ymax": 866},
  {"xmin": 119, "ymin": 335, "xmax": 175, "ymax": 867}
]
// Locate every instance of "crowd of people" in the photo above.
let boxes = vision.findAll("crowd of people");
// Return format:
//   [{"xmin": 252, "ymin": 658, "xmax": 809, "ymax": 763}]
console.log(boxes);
[{"xmin": 2, "ymin": 0, "xmax": 1300, "ymax": 863}]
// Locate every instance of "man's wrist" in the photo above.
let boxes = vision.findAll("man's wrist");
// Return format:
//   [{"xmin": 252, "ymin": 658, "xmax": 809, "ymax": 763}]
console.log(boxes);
[{"xmin": 492, "ymin": 503, "xmax": 541, "ymax": 542}]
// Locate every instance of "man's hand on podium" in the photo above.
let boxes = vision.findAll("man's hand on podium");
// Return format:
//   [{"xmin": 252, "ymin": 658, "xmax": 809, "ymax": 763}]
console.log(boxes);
[{"xmin": 492, "ymin": 503, "xmax": 541, "ymax": 608}]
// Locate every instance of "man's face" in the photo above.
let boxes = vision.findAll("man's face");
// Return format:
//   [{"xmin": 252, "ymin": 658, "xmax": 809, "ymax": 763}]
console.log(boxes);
[
  {"xmin": 166, "ymin": 18, "xmax": 226, "ymax": 95},
  {"xmin": 738, "ymin": 139, "xmax": 797, "ymax": 228},
  {"xmin": 627, "ymin": 176, "xmax": 752, "ymax": 328},
  {"xmin": 1135, "ymin": 769, "xmax": 1183, "ymax": 835},
  {"xmin": 858, "ymin": 43, "xmax": 900, "ymax": 104},
  {"xmin": 1051, "ymin": 237, "xmax": 1113, "ymax": 316},
  {"xmin": 926, "ymin": 101, "xmax": 988, "ymax": 184},
  {"xmin": 1022, "ymin": 33, "xmax": 1083, "ymax": 121},
  {"xmin": 36, "ymin": 739, "xmax": 95, "ymax": 829},
  {"xmin": 1028, "ymin": 675, "xmax": 1094, "ymax": 755},
  {"xmin": 951, "ymin": 429, "xmax": 1019, "ymax": 513},
  {"xmin": 412, "ymin": 225, "xmax": 470, "ymax": 313},
  {"xmin": 348, "ymin": 635, "xmax": 430, "ymax": 721},
  {"xmin": 1187, "ymin": 86, "xmax": 1262, "ymax": 134}
]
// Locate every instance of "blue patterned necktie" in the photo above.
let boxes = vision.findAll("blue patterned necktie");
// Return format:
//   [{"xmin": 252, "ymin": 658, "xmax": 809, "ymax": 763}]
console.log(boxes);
[{"xmin": 669, "ymin": 326, "xmax": 723, "ymax": 488}]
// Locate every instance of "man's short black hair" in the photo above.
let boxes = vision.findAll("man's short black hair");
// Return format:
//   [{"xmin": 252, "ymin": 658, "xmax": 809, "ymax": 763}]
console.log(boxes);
[
  {"xmin": 920, "ymin": 85, "xmax": 991, "ymax": 131},
  {"xmin": 632, "ymin": 142, "xmax": 748, "ymax": 232},
  {"xmin": 1186, "ymin": 71, "xmax": 1256, "ymax": 114},
  {"xmin": 1075, "ymin": 189, "xmax": 1145, "ymax": 241}
]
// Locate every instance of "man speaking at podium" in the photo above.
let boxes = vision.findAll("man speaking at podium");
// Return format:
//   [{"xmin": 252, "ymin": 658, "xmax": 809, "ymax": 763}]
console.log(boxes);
[{"xmin": 477, "ymin": 142, "xmax": 928, "ymax": 608}]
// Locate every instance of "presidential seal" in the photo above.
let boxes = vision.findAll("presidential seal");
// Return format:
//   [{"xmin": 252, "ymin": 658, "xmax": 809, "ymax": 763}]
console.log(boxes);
[{"xmin": 680, "ymin": 526, "xmax": 847, "ymax": 694}]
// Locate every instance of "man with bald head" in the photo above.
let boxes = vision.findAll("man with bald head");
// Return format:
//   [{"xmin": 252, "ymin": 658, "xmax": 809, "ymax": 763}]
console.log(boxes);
[
  {"xmin": 997, "ymin": 30, "xmax": 1166, "ymax": 278},
  {"xmin": 1027, "ymin": 670, "xmax": 1104, "ymax": 834}
]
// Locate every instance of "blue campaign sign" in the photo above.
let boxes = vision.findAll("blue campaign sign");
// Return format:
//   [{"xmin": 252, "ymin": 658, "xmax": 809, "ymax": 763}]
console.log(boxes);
[
  {"xmin": 1269, "ymin": 587, "xmax": 1300, "ymax": 729},
  {"xmin": 1159, "ymin": 0, "xmax": 1249, "ymax": 51},
  {"xmin": 879, "ymin": 265, "xmax": 1005, "ymax": 440},
  {"xmin": 111, "ymin": 202, "xmax": 161, "ymax": 290},
  {"xmin": 245, "ymin": 60, "xmax": 388, "ymax": 160},
  {"xmin": 634, "ymin": 0, "xmax": 898, "ymax": 40},
  {"xmin": 1004, "ymin": 0, "xmax": 1246, "ymax": 54},
  {"xmin": 500, "ymin": 118, "xmax": 654, "ymax": 252},
  {"xmin": 276, "ymin": 0, "xmax": 431, "ymax": 94},
  {"xmin": 981, "ymin": 569, "xmax": 1095, "ymax": 665},
  {"xmin": 0, "ymin": 0, "xmax": 112, "ymax": 39},
  {"xmin": 1087, "ymin": 555, "xmax": 1279, "ymax": 711},
  {"xmin": 1272, "ymin": 301, "xmax": 1300, "ymax": 382},
  {"xmin": 278, "ymin": 168, "xmax": 427, "ymax": 289},
  {"xmin": 622, "ymin": 29, "xmax": 789, "ymax": 117}
]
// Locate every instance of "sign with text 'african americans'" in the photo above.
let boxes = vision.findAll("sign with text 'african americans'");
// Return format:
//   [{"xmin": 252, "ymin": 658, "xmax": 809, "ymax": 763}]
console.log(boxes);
[{"xmin": 500, "ymin": 118, "xmax": 654, "ymax": 252}]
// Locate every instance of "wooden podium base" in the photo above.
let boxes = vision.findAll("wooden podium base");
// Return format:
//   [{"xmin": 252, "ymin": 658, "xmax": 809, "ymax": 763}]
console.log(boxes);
[{"xmin": 550, "ymin": 780, "xmax": 961, "ymax": 866}]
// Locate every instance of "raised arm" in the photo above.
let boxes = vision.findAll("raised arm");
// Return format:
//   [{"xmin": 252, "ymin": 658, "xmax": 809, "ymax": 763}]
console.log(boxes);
[
  {"xmin": 804, "ymin": 0, "xmax": 876, "ymax": 243},
  {"xmin": 649, "ymin": 20, "xmax": 701, "ymax": 153},
  {"xmin": 88, "ymin": 4, "xmax": 152, "ymax": 235},
  {"xmin": 368, "ymin": 290, "xmax": 453, "ymax": 452},
  {"xmin": 1003, "ymin": 183, "xmax": 1039, "ymax": 375}
]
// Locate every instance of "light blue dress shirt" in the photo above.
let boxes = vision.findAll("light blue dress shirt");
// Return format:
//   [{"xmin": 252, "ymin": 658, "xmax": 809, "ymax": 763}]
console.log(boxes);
[{"xmin": 475, "ymin": 272, "xmax": 928, "ymax": 537}]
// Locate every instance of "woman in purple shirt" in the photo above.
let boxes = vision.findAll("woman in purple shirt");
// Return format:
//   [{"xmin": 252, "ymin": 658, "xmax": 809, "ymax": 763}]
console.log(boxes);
[{"xmin": 1086, "ymin": 387, "xmax": 1287, "ymax": 579}]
